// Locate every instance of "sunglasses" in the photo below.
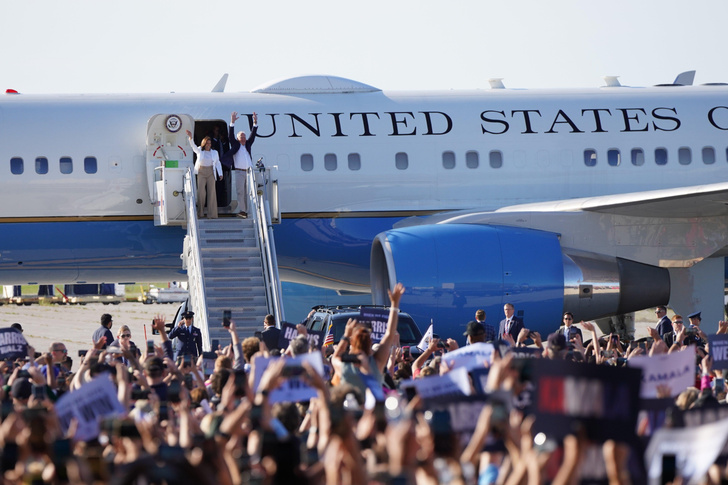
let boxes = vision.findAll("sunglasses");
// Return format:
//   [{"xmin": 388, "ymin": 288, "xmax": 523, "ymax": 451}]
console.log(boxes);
[
  {"xmin": 564, "ymin": 317, "xmax": 573, "ymax": 320},
  {"xmin": 121, "ymin": 334, "xmax": 131, "ymax": 338},
  {"xmin": 54, "ymin": 349, "xmax": 67, "ymax": 353}
]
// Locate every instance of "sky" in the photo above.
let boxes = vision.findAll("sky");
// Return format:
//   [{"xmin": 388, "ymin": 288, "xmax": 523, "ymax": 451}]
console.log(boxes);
[{"xmin": 1, "ymin": 0, "xmax": 726, "ymax": 94}]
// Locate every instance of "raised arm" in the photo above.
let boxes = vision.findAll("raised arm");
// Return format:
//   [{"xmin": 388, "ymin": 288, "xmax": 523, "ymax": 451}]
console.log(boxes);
[{"xmin": 374, "ymin": 283, "xmax": 405, "ymax": 370}]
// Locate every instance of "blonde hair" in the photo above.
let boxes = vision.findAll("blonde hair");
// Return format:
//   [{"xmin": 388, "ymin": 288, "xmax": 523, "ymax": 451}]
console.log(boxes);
[{"xmin": 117, "ymin": 325, "xmax": 131, "ymax": 337}]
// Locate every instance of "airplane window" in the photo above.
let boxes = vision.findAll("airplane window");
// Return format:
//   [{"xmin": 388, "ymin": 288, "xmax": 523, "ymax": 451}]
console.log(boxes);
[
  {"xmin": 442, "ymin": 151, "xmax": 456, "ymax": 169},
  {"xmin": 583, "ymin": 149, "xmax": 597, "ymax": 167},
  {"xmin": 324, "ymin": 153, "xmax": 337, "ymax": 171},
  {"xmin": 84, "ymin": 156, "xmax": 97, "ymax": 174},
  {"xmin": 702, "ymin": 147, "xmax": 715, "ymax": 164},
  {"xmin": 60, "ymin": 157, "xmax": 73, "ymax": 174},
  {"xmin": 607, "ymin": 149, "xmax": 621, "ymax": 166},
  {"xmin": 655, "ymin": 148, "xmax": 668, "ymax": 165},
  {"xmin": 489, "ymin": 151, "xmax": 503, "ymax": 168},
  {"xmin": 347, "ymin": 153, "xmax": 361, "ymax": 171},
  {"xmin": 395, "ymin": 152, "xmax": 408, "ymax": 170},
  {"xmin": 678, "ymin": 147, "xmax": 691, "ymax": 165},
  {"xmin": 300, "ymin": 154, "xmax": 314, "ymax": 172},
  {"xmin": 35, "ymin": 157, "xmax": 49, "ymax": 175},
  {"xmin": 10, "ymin": 157, "xmax": 23, "ymax": 175},
  {"xmin": 466, "ymin": 151, "xmax": 479, "ymax": 169},
  {"xmin": 631, "ymin": 149, "xmax": 644, "ymax": 166}
]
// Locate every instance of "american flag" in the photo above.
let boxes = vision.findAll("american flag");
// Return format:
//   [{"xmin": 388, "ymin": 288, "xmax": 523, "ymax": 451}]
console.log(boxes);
[{"xmin": 323, "ymin": 323, "xmax": 334, "ymax": 346}]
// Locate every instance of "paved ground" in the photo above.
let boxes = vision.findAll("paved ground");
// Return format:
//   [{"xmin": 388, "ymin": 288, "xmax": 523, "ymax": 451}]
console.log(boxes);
[
  {"xmin": 0, "ymin": 302, "xmax": 176, "ymax": 367},
  {"xmin": 0, "ymin": 301, "xmax": 661, "ymax": 371}
]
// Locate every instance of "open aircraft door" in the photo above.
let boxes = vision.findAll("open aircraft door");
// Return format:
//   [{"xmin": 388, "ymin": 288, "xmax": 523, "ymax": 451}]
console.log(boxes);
[{"xmin": 146, "ymin": 114, "xmax": 195, "ymax": 226}]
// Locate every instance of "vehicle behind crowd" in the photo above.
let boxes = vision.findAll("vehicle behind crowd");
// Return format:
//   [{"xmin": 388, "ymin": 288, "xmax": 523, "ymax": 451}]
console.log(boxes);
[{"xmin": 304, "ymin": 304, "xmax": 423, "ymax": 348}]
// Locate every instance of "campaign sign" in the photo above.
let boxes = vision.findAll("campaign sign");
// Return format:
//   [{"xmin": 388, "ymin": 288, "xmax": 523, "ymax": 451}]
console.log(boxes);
[
  {"xmin": 709, "ymin": 334, "xmax": 728, "ymax": 368},
  {"xmin": 470, "ymin": 368, "xmax": 491, "ymax": 395},
  {"xmin": 424, "ymin": 391, "xmax": 512, "ymax": 434},
  {"xmin": 0, "ymin": 327, "xmax": 28, "ymax": 360},
  {"xmin": 412, "ymin": 367, "xmax": 472, "ymax": 401},
  {"xmin": 440, "ymin": 342, "xmax": 494, "ymax": 372},
  {"xmin": 358, "ymin": 308, "xmax": 390, "ymax": 343},
  {"xmin": 277, "ymin": 322, "xmax": 324, "ymax": 350},
  {"xmin": 637, "ymin": 398, "xmax": 676, "ymax": 437},
  {"xmin": 506, "ymin": 346, "xmax": 541, "ymax": 360},
  {"xmin": 645, "ymin": 416, "xmax": 728, "ymax": 483},
  {"xmin": 252, "ymin": 352, "xmax": 325, "ymax": 404},
  {"xmin": 530, "ymin": 359, "xmax": 641, "ymax": 442},
  {"xmin": 55, "ymin": 374, "xmax": 126, "ymax": 441},
  {"xmin": 628, "ymin": 348, "xmax": 695, "ymax": 398}
]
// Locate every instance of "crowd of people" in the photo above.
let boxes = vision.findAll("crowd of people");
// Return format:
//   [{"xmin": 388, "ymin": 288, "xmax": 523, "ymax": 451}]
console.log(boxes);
[{"xmin": 0, "ymin": 286, "xmax": 726, "ymax": 484}]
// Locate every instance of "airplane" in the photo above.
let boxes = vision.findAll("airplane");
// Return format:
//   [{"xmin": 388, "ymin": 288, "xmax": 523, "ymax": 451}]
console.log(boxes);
[{"xmin": 2, "ymin": 72, "xmax": 728, "ymax": 341}]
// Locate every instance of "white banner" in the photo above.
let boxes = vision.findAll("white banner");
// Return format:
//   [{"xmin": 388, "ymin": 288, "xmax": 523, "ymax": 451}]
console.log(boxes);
[
  {"xmin": 55, "ymin": 375, "xmax": 126, "ymax": 441},
  {"xmin": 440, "ymin": 342, "xmax": 494, "ymax": 372},
  {"xmin": 628, "ymin": 348, "xmax": 695, "ymax": 398},
  {"xmin": 252, "ymin": 352, "xmax": 325, "ymax": 404},
  {"xmin": 413, "ymin": 367, "xmax": 472, "ymax": 400}
]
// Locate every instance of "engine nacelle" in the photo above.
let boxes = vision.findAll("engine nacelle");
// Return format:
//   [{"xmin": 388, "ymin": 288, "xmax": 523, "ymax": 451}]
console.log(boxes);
[{"xmin": 370, "ymin": 224, "xmax": 669, "ymax": 341}]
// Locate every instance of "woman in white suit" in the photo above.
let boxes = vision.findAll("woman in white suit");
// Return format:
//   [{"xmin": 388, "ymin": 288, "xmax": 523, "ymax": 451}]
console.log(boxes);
[{"xmin": 186, "ymin": 130, "xmax": 223, "ymax": 219}]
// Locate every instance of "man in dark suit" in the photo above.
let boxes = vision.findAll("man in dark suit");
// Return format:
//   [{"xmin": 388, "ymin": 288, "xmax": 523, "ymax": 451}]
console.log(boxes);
[
  {"xmin": 654, "ymin": 305, "xmax": 673, "ymax": 343},
  {"xmin": 557, "ymin": 312, "xmax": 583, "ymax": 344},
  {"xmin": 260, "ymin": 314, "xmax": 280, "ymax": 351},
  {"xmin": 498, "ymin": 303, "xmax": 524, "ymax": 341},
  {"xmin": 221, "ymin": 111, "xmax": 258, "ymax": 218},
  {"xmin": 168, "ymin": 311, "xmax": 203, "ymax": 359}
]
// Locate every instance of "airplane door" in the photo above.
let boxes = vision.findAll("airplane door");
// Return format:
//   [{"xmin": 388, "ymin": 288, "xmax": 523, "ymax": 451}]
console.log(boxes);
[{"xmin": 146, "ymin": 114, "xmax": 195, "ymax": 225}]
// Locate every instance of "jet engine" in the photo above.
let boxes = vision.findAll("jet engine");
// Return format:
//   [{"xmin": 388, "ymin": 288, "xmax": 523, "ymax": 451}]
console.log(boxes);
[{"xmin": 370, "ymin": 224, "xmax": 669, "ymax": 341}]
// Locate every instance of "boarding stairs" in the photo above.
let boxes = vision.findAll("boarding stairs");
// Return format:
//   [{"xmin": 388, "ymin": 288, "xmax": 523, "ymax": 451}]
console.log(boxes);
[
  {"xmin": 146, "ymin": 113, "xmax": 284, "ymax": 350},
  {"xmin": 181, "ymin": 165, "xmax": 285, "ymax": 349}
]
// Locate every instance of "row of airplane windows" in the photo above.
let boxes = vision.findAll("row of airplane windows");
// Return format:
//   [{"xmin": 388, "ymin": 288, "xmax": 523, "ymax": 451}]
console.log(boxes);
[
  {"xmin": 7, "ymin": 145, "xmax": 727, "ymax": 175},
  {"xmin": 9, "ymin": 156, "xmax": 98, "ymax": 175},
  {"xmin": 302, "ymin": 146, "xmax": 728, "ymax": 171},
  {"xmin": 300, "ymin": 151, "xmax": 497, "ymax": 171}
]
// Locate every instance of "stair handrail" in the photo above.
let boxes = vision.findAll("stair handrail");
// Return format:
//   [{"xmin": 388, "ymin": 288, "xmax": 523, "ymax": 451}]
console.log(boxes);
[
  {"xmin": 182, "ymin": 169, "xmax": 211, "ymax": 348},
  {"xmin": 246, "ymin": 161, "xmax": 285, "ymax": 325}
]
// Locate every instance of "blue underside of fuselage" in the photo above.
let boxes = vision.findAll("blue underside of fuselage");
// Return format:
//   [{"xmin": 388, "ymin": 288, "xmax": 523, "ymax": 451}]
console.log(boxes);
[{"xmin": 0, "ymin": 216, "xmax": 401, "ymax": 313}]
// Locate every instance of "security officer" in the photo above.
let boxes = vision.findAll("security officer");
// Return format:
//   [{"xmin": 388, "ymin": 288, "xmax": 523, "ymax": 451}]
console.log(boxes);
[{"xmin": 168, "ymin": 310, "xmax": 203, "ymax": 359}]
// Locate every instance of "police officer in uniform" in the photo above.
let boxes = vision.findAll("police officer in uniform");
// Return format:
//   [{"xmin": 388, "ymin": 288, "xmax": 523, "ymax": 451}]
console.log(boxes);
[{"xmin": 168, "ymin": 310, "xmax": 203, "ymax": 359}]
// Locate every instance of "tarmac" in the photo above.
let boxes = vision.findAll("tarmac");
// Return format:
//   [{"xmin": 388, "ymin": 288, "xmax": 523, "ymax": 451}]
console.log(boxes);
[{"xmin": 0, "ymin": 302, "xmax": 172, "ymax": 367}]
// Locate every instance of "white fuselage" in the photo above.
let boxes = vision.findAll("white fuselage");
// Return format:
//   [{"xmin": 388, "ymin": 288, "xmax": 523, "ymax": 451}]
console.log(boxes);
[{"xmin": 2, "ymin": 85, "xmax": 728, "ymax": 220}]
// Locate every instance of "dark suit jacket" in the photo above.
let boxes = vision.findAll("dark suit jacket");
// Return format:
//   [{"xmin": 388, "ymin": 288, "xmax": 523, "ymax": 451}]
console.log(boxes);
[
  {"xmin": 656, "ymin": 316, "xmax": 673, "ymax": 339},
  {"xmin": 221, "ymin": 125, "xmax": 258, "ymax": 168},
  {"xmin": 498, "ymin": 317, "xmax": 524, "ymax": 341},
  {"xmin": 558, "ymin": 325, "xmax": 583, "ymax": 343},
  {"xmin": 261, "ymin": 326, "xmax": 281, "ymax": 351}
]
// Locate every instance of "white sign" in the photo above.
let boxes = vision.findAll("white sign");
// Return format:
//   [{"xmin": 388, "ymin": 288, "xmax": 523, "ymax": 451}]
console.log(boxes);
[
  {"xmin": 628, "ymin": 348, "xmax": 695, "ymax": 398},
  {"xmin": 413, "ymin": 367, "xmax": 472, "ymax": 400},
  {"xmin": 55, "ymin": 375, "xmax": 126, "ymax": 441},
  {"xmin": 440, "ymin": 342, "xmax": 494, "ymax": 372},
  {"xmin": 645, "ymin": 416, "xmax": 728, "ymax": 485},
  {"xmin": 252, "ymin": 352, "xmax": 325, "ymax": 403}
]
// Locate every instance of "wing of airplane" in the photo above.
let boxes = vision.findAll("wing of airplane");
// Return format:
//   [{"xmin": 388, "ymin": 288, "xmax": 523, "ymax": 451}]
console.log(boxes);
[
  {"xmin": 372, "ymin": 181, "xmax": 728, "ymax": 336},
  {"xmin": 493, "ymin": 182, "xmax": 728, "ymax": 218}
]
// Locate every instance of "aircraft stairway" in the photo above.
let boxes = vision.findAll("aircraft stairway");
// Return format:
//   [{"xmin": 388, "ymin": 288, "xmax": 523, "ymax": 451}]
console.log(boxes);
[
  {"xmin": 181, "ymin": 165, "xmax": 285, "ymax": 349},
  {"xmin": 146, "ymin": 115, "xmax": 284, "ymax": 349}
]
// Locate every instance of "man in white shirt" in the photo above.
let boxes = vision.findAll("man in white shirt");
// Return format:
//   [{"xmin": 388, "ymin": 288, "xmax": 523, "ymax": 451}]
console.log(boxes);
[{"xmin": 222, "ymin": 111, "xmax": 258, "ymax": 218}]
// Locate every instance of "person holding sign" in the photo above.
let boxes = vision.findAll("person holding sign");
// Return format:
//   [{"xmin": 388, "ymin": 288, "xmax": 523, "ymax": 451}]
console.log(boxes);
[{"xmin": 332, "ymin": 283, "xmax": 405, "ymax": 397}]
